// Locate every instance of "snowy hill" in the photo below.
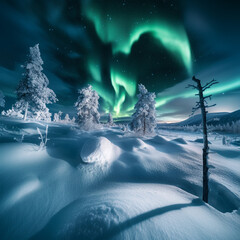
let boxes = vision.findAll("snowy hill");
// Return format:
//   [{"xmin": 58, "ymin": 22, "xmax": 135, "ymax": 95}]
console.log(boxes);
[
  {"xmin": 219, "ymin": 109, "xmax": 240, "ymax": 124},
  {"xmin": 0, "ymin": 116, "xmax": 240, "ymax": 240},
  {"xmin": 163, "ymin": 109, "xmax": 240, "ymax": 127}
]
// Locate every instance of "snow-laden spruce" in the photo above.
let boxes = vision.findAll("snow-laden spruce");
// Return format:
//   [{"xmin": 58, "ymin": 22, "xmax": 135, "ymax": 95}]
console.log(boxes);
[
  {"xmin": 53, "ymin": 111, "xmax": 63, "ymax": 122},
  {"xmin": 130, "ymin": 84, "xmax": 156, "ymax": 135},
  {"xmin": 63, "ymin": 114, "xmax": 71, "ymax": 123},
  {"xmin": 0, "ymin": 91, "xmax": 5, "ymax": 108},
  {"xmin": 14, "ymin": 44, "xmax": 58, "ymax": 121},
  {"xmin": 74, "ymin": 84, "xmax": 100, "ymax": 130},
  {"xmin": 107, "ymin": 112, "xmax": 113, "ymax": 126}
]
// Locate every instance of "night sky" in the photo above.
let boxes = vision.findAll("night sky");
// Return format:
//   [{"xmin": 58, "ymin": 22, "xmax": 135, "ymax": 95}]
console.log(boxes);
[{"xmin": 0, "ymin": 0, "xmax": 239, "ymax": 122}]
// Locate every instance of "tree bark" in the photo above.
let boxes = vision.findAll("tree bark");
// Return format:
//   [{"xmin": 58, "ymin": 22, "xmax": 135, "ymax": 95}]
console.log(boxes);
[
  {"xmin": 24, "ymin": 102, "xmax": 28, "ymax": 121},
  {"xmin": 143, "ymin": 114, "xmax": 146, "ymax": 135}
]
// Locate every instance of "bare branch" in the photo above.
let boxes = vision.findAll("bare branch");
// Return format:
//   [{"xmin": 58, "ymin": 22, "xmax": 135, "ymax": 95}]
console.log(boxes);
[
  {"xmin": 203, "ymin": 79, "xmax": 215, "ymax": 87},
  {"xmin": 195, "ymin": 101, "xmax": 200, "ymax": 107},
  {"xmin": 205, "ymin": 104, "xmax": 216, "ymax": 108},
  {"xmin": 186, "ymin": 84, "xmax": 197, "ymax": 89},
  {"xmin": 193, "ymin": 106, "xmax": 200, "ymax": 111},
  {"xmin": 203, "ymin": 95, "xmax": 212, "ymax": 100},
  {"xmin": 202, "ymin": 79, "xmax": 219, "ymax": 91},
  {"xmin": 190, "ymin": 105, "xmax": 200, "ymax": 116}
]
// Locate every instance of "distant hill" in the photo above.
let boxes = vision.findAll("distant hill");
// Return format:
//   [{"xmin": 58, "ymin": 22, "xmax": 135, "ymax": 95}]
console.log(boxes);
[
  {"xmin": 219, "ymin": 109, "xmax": 240, "ymax": 124},
  {"xmin": 165, "ymin": 109, "xmax": 240, "ymax": 127}
]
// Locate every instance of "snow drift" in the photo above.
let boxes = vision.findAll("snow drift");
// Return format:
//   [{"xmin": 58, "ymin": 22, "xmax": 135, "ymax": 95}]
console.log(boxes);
[
  {"xmin": 0, "ymin": 117, "xmax": 239, "ymax": 240},
  {"xmin": 81, "ymin": 137, "xmax": 121, "ymax": 163}
]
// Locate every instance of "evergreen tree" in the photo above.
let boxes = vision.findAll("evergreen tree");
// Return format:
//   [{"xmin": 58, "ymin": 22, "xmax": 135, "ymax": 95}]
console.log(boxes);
[
  {"xmin": 130, "ymin": 84, "xmax": 156, "ymax": 135},
  {"xmin": 0, "ymin": 91, "xmax": 5, "ymax": 108},
  {"xmin": 71, "ymin": 117, "xmax": 76, "ymax": 124},
  {"xmin": 63, "ymin": 114, "xmax": 71, "ymax": 123},
  {"xmin": 53, "ymin": 111, "xmax": 63, "ymax": 122},
  {"xmin": 15, "ymin": 44, "xmax": 58, "ymax": 121},
  {"xmin": 107, "ymin": 112, "xmax": 113, "ymax": 126},
  {"xmin": 74, "ymin": 84, "xmax": 100, "ymax": 129}
]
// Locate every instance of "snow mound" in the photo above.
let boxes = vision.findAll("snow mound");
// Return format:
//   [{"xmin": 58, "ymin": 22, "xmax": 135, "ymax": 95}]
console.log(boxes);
[
  {"xmin": 80, "ymin": 137, "xmax": 121, "ymax": 163},
  {"xmin": 59, "ymin": 203, "xmax": 122, "ymax": 240},
  {"xmin": 172, "ymin": 138, "xmax": 187, "ymax": 144},
  {"xmin": 150, "ymin": 135, "xmax": 169, "ymax": 144},
  {"xmin": 32, "ymin": 184, "xmax": 240, "ymax": 240}
]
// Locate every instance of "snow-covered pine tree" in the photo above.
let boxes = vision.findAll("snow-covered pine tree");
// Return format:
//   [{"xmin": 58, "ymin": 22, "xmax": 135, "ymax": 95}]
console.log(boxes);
[
  {"xmin": 107, "ymin": 112, "xmax": 113, "ymax": 126},
  {"xmin": 130, "ymin": 84, "xmax": 156, "ymax": 135},
  {"xmin": 71, "ymin": 117, "xmax": 76, "ymax": 124},
  {"xmin": 53, "ymin": 113, "xmax": 60, "ymax": 122},
  {"xmin": 0, "ymin": 91, "xmax": 5, "ymax": 108},
  {"xmin": 53, "ymin": 111, "xmax": 63, "ymax": 122},
  {"xmin": 15, "ymin": 44, "xmax": 58, "ymax": 121},
  {"xmin": 74, "ymin": 84, "xmax": 100, "ymax": 129},
  {"xmin": 63, "ymin": 114, "xmax": 70, "ymax": 123}
]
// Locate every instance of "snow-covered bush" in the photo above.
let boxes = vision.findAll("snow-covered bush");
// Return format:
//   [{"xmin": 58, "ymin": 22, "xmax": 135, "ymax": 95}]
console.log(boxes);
[
  {"xmin": 13, "ymin": 44, "xmax": 58, "ymax": 121},
  {"xmin": 122, "ymin": 124, "xmax": 130, "ymax": 132},
  {"xmin": 130, "ymin": 84, "xmax": 156, "ymax": 135},
  {"xmin": 14, "ymin": 134, "xmax": 25, "ymax": 143},
  {"xmin": 160, "ymin": 121, "xmax": 240, "ymax": 134},
  {"xmin": 53, "ymin": 111, "xmax": 75, "ymax": 124},
  {"xmin": 0, "ymin": 91, "xmax": 5, "ymax": 108},
  {"xmin": 74, "ymin": 84, "xmax": 100, "ymax": 130},
  {"xmin": 35, "ymin": 109, "xmax": 52, "ymax": 122},
  {"xmin": 208, "ymin": 121, "xmax": 240, "ymax": 134},
  {"xmin": 37, "ymin": 125, "xmax": 49, "ymax": 150},
  {"xmin": 1, "ymin": 107, "xmax": 24, "ymax": 118}
]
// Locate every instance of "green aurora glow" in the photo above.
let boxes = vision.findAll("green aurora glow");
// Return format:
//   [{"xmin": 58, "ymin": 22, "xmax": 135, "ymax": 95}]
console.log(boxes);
[
  {"xmin": 156, "ymin": 78, "xmax": 240, "ymax": 108},
  {"xmin": 84, "ymin": 4, "xmax": 192, "ymax": 72},
  {"xmin": 88, "ymin": 58, "xmax": 101, "ymax": 83},
  {"xmin": 83, "ymin": 2, "xmax": 240, "ymax": 118}
]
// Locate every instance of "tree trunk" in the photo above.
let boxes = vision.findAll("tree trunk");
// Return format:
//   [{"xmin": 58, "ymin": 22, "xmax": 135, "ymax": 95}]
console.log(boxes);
[
  {"xmin": 143, "ymin": 114, "xmax": 146, "ymax": 135},
  {"xmin": 24, "ymin": 102, "xmax": 28, "ymax": 121},
  {"xmin": 193, "ymin": 77, "xmax": 209, "ymax": 203}
]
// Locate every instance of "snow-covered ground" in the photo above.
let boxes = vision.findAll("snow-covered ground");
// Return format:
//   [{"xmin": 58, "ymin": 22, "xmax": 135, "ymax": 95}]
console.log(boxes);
[{"xmin": 0, "ymin": 116, "xmax": 239, "ymax": 240}]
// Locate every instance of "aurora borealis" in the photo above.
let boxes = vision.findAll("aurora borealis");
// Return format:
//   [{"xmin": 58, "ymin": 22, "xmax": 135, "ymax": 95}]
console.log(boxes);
[{"xmin": 0, "ymin": 0, "xmax": 239, "ymax": 121}]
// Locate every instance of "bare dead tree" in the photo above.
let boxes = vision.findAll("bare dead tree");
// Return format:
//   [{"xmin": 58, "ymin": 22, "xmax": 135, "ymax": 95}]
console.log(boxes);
[{"xmin": 187, "ymin": 76, "xmax": 218, "ymax": 203}]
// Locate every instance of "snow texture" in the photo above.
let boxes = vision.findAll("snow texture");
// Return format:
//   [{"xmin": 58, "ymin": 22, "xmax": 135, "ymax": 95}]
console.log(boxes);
[
  {"xmin": 53, "ymin": 111, "xmax": 75, "ymax": 124},
  {"xmin": 0, "ymin": 117, "xmax": 239, "ymax": 240}
]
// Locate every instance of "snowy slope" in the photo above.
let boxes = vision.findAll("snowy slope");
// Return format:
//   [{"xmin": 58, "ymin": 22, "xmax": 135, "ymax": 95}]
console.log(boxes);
[
  {"xmin": 220, "ymin": 109, "xmax": 240, "ymax": 124},
  {"xmin": 32, "ymin": 184, "xmax": 240, "ymax": 240},
  {"xmin": 170, "ymin": 112, "xmax": 229, "ymax": 126},
  {"xmin": 163, "ymin": 109, "xmax": 240, "ymax": 127},
  {"xmin": 0, "ymin": 116, "xmax": 239, "ymax": 240}
]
